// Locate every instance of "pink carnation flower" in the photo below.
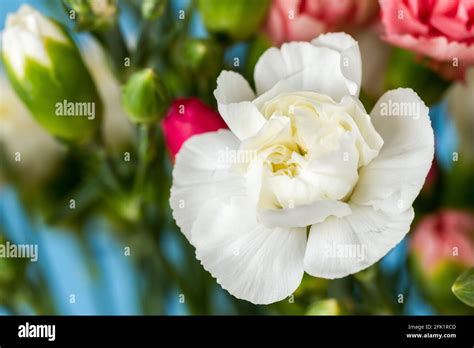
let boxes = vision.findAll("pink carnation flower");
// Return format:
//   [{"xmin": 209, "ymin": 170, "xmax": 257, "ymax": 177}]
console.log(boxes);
[
  {"xmin": 410, "ymin": 210, "xmax": 474, "ymax": 274},
  {"xmin": 265, "ymin": 0, "xmax": 379, "ymax": 45},
  {"xmin": 380, "ymin": 0, "xmax": 474, "ymax": 79}
]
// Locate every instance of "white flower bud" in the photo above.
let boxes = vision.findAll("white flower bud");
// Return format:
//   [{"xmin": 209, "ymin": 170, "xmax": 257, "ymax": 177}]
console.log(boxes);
[
  {"xmin": 2, "ymin": 5, "xmax": 69, "ymax": 79},
  {"xmin": 2, "ymin": 5, "xmax": 102, "ymax": 143}
]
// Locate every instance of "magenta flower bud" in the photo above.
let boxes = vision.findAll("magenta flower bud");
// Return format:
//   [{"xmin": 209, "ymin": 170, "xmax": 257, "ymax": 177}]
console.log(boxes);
[{"xmin": 161, "ymin": 98, "xmax": 227, "ymax": 160}]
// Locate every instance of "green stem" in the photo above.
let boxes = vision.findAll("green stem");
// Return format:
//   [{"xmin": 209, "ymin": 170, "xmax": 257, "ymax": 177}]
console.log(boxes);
[
  {"xmin": 91, "ymin": 136, "xmax": 125, "ymax": 195},
  {"xmin": 132, "ymin": 124, "xmax": 153, "ymax": 204},
  {"xmin": 131, "ymin": 20, "xmax": 152, "ymax": 69},
  {"xmin": 88, "ymin": 141, "xmax": 127, "ymax": 204}
]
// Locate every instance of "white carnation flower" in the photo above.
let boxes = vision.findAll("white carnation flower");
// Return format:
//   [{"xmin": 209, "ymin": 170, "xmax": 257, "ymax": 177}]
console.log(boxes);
[{"xmin": 170, "ymin": 33, "xmax": 434, "ymax": 304}]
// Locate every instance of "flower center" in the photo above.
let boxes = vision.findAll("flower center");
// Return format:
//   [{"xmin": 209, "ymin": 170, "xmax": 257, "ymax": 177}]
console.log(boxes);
[{"xmin": 240, "ymin": 91, "xmax": 382, "ymax": 210}]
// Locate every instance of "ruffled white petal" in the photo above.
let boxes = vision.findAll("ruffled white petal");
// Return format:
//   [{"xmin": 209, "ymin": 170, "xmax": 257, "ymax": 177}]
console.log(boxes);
[
  {"xmin": 304, "ymin": 205, "xmax": 414, "ymax": 279},
  {"xmin": 170, "ymin": 130, "xmax": 246, "ymax": 241},
  {"xmin": 214, "ymin": 70, "xmax": 255, "ymax": 104},
  {"xmin": 257, "ymin": 200, "xmax": 351, "ymax": 228},
  {"xmin": 254, "ymin": 34, "xmax": 361, "ymax": 101},
  {"xmin": 259, "ymin": 133, "xmax": 360, "ymax": 208},
  {"xmin": 311, "ymin": 33, "xmax": 362, "ymax": 96},
  {"xmin": 239, "ymin": 115, "xmax": 293, "ymax": 155},
  {"xmin": 336, "ymin": 96, "xmax": 384, "ymax": 166},
  {"xmin": 350, "ymin": 88, "xmax": 434, "ymax": 214},
  {"xmin": 214, "ymin": 71, "xmax": 266, "ymax": 140},
  {"xmin": 301, "ymin": 132, "xmax": 360, "ymax": 200},
  {"xmin": 191, "ymin": 196, "xmax": 306, "ymax": 305}
]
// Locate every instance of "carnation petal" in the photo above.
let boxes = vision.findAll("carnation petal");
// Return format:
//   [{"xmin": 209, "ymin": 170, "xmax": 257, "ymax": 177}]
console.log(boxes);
[
  {"xmin": 380, "ymin": 0, "xmax": 429, "ymax": 36},
  {"xmin": 337, "ymin": 96, "xmax": 384, "ymax": 166},
  {"xmin": 258, "ymin": 200, "xmax": 351, "ymax": 228},
  {"xmin": 214, "ymin": 71, "xmax": 266, "ymax": 140},
  {"xmin": 384, "ymin": 34, "xmax": 474, "ymax": 63},
  {"xmin": 257, "ymin": 132, "xmax": 360, "ymax": 207},
  {"xmin": 191, "ymin": 196, "xmax": 306, "ymax": 305},
  {"xmin": 311, "ymin": 32, "xmax": 362, "ymax": 96},
  {"xmin": 254, "ymin": 40, "xmax": 358, "ymax": 101},
  {"xmin": 304, "ymin": 205, "xmax": 414, "ymax": 279},
  {"xmin": 286, "ymin": 15, "xmax": 326, "ymax": 44},
  {"xmin": 170, "ymin": 130, "xmax": 246, "ymax": 241},
  {"xmin": 350, "ymin": 88, "xmax": 434, "ymax": 214}
]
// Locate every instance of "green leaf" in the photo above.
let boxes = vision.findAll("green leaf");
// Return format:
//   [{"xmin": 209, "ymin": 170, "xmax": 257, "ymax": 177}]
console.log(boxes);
[{"xmin": 452, "ymin": 268, "xmax": 474, "ymax": 307}]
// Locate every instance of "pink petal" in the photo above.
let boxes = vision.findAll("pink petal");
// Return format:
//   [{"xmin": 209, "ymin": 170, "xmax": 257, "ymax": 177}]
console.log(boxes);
[
  {"xmin": 432, "ymin": 0, "xmax": 459, "ymax": 16},
  {"xmin": 431, "ymin": 14, "xmax": 474, "ymax": 40},
  {"xmin": 384, "ymin": 33, "xmax": 474, "ymax": 63},
  {"xmin": 266, "ymin": 3, "xmax": 286, "ymax": 45},
  {"xmin": 380, "ymin": 0, "xmax": 429, "ymax": 35},
  {"xmin": 287, "ymin": 15, "xmax": 327, "ymax": 42}
]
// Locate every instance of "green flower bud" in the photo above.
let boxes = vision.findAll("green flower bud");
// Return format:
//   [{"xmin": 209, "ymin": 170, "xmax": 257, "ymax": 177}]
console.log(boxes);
[
  {"xmin": 175, "ymin": 38, "xmax": 223, "ymax": 77},
  {"xmin": 2, "ymin": 5, "xmax": 102, "ymax": 143},
  {"xmin": 63, "ymin": 0, "xmax": 118, "ymax": 32},
  {"xmin": 198, "ymin": 0, "xmax": 271, "ymax": 41},
  {"xmin": 122, "ymin": 69, "xmax": 169, "ymax": 124},
  {"xmin": 142, "ymin": 0, "xmax": 167, "ymax": 20}
]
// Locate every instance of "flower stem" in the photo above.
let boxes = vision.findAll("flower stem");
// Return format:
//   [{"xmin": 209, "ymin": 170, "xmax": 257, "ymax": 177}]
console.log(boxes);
[{"xmin": 132, "ymin": 124, "xmax": 154, "ymax": 207}]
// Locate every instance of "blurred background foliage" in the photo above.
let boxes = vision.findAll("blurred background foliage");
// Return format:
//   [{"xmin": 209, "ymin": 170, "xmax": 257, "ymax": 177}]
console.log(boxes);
[{"xmin": 0, "ymin": 0, "xmax": 473, "ymax": 315}]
